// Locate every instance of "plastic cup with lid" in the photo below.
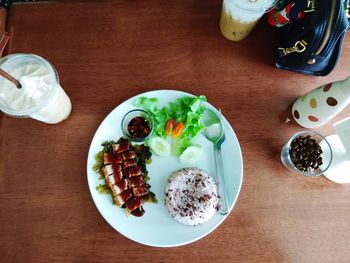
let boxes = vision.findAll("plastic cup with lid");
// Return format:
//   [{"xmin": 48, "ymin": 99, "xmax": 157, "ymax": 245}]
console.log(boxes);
[
  {"xmin": 220, "ymin": 0, "xmax": 277, "ymax": 41},
  {"xmin": 0, "ymin": 54, "xmax": 72, "ymax": 124}
]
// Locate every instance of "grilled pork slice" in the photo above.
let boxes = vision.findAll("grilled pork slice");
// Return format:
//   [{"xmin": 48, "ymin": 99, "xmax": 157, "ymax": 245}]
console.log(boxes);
[
  {"xmin": 128, "ymin": 166, "xmax": 143, "ymax": 177},
  {"xmin": 132, "ymin": 185, "xmax": 150, "ymax": 197},
  {"xmin": 128, "ymin": 176, "xmax": 145, "ymax": 188},
  {"xmin": 113, "ymin": 189, "xmax": 133, "ymax": 207},
  {"xmin": 112, "ymin": 163, "xmax": 122, "ymax": 172},
  {"xmin": 122, "ymin": 151, "xmax": 137, "ymax": 161},
  {"xmin": 106, "ymin": 174, "xmax": 116, "ymax": 187},
  {"xmin": 114, "ymin": 169, "xmax": 123, "ymax": 181},
  {"xmin": 102, "ymin": 164, "xmax": 113, "ymax": 177},
  {"xmin": 114, "ymin": 154, "xmax": 123, "ymax": 164},
  {"xmin": 111, "ymin": 179, "xmax": 128, "ymax": 196},
  {"xmin": 103, "ymin": 153, "xmax": 113, "ymax": 165},
  {"xmin": 126, "ymin": 197, "xmax": 144, "ymax": 212},
  {"xmin": 103, "ymin": 153, "xmax": 123, "ymax": 165},
  {"xmin": 104, "ymin": 169, "xmax": 122, "ymax": 183},
  {"xmin": 113, "ymin": 142, "xmax": 130, "ymax": 153},
  {"xmin": 123, "ymin": 160, "xmax": 137, "ymax": 169}
]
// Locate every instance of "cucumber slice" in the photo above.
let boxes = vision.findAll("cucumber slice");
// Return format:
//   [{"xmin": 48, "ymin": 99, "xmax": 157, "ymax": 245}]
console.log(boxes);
[
  {"xmin": 179, "ymin": 145, "xmax": 203, "ymax": 164},
  {"xmin": 149, "ymin": 136, "xmax": 170, "ymax": 156}
]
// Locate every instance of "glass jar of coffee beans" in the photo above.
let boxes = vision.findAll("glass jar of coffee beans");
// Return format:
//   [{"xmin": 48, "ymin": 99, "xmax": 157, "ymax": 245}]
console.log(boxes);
[{"xmin": 281, "ymin": 131, "xmax": 333, "ymax": 176}]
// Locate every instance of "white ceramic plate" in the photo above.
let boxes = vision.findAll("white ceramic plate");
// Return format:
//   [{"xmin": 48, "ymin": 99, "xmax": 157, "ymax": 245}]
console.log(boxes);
[{"xmin": 86, "ymin": 90, "xmax": 243, "ymax": 247}]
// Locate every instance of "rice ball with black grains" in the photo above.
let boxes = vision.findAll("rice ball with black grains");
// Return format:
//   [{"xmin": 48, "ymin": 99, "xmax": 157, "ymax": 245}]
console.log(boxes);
[{"xmin": 164, "ymin": 167, "xmax": 219, "ymax": 226}]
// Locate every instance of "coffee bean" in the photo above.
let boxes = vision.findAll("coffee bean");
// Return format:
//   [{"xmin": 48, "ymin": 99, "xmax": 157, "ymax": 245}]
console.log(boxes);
[{"xmin": 307, "ymin": 139, "xmax": 315, "ymax": 146}]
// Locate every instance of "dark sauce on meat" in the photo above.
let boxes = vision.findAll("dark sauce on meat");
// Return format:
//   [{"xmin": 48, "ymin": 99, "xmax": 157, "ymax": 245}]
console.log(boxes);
[
  {"xmin": 130, "ymin": 207, "xmax": 145, "ymax": 217},
  {"xmin": 127, "ymin": 116, "xmax": 151, "ymax": 140}
]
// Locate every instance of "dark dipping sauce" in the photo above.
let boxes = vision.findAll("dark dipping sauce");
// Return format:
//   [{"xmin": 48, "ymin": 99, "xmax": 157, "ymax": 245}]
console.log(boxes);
[{"xmin": 127, "ymin": 116, "xmax": 151, "ymax": 140}]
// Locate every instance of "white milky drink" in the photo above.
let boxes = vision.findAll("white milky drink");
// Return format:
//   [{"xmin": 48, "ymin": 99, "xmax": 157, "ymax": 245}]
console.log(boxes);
[
  {"xmin": 0, "ymin": 54, "xmax": 72, "ymax": 124},
  {"xmin": 220, "ymin": 0, "xmax": 276, "ymax": 41}
]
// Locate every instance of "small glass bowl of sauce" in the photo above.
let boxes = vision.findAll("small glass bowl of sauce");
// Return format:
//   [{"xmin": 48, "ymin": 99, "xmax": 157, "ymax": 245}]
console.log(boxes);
[{"xmin": 121, "ymin": 109, "xmax": 154, "ymax": 142}]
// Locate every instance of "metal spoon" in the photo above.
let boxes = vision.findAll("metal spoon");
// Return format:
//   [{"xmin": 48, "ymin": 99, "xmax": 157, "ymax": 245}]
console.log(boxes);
[{"xmin": 201, "ymin": 108, "xmax": 229, "ymax": 215}]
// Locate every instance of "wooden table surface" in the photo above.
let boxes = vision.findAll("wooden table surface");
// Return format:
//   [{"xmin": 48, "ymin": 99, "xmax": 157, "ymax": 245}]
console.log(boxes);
[{"xmin": 1, "ymin": 1, "xmax": 350, "ymax": 262}]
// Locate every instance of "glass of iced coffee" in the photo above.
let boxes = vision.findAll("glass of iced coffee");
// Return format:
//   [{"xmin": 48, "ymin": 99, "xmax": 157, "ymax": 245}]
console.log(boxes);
[
  {"xmin": 220, "ymin": 0, "xmax": 276, "ymax": 41},
  {"xmin": 0, "ymin": 54, "xmax": 72, "ymax": 124}
]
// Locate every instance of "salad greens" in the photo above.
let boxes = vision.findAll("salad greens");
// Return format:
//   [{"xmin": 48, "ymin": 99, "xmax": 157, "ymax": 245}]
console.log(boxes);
[{"xmin": 134, "ymin": 95, "xmax": 207, "ymax": 155}]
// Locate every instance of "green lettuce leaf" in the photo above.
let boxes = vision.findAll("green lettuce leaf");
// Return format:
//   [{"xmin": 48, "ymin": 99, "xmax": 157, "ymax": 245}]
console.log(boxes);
[{"xmin": 134, "ymin": 95, "xmax": 207, "ymax": 155}]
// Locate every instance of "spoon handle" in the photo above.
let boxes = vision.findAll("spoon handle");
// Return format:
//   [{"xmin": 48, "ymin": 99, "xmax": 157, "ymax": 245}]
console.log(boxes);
[{"xmin": 214, "ymin": 145, "xmax": 229, "ymax": 215}]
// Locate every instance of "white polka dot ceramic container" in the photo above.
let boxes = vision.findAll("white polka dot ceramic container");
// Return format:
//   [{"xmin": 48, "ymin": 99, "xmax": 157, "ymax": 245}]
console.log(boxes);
[{"xmin": 292, "ymin": 76, "xmax": 350, "ymax": 128}]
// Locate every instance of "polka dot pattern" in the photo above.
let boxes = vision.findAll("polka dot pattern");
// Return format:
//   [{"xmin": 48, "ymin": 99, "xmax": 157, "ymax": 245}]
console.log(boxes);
[
  {"xmin": 326, "ymin": 97, "xmax": 338, "ymax": 106},
  {"xmin": 298, "ymin": 82, "xmax": 338, "ymax": 124},
  {"xmin": 293, "ymin": 110, "xmax": 300, "ymax": 119},
  {"xmin": 294, "ymin": 79, "xmax": 348, "ymax": 127},
  {"xmin": 309, "ymin": 98, "xmax": 317, "ymax": 108},
  {"xmin": 308, "ymin": 115, "xmax": 319, "ymax": 122},
  {"xmin": 323, "ymin": 83, "xmax": 332, "ymax": 92}
]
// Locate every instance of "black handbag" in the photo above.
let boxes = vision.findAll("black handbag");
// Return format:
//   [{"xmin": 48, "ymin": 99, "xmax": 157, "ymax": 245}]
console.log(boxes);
[{"xmin": 275, "ymin": 0, "xmax": 350, "ymax": 76}]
